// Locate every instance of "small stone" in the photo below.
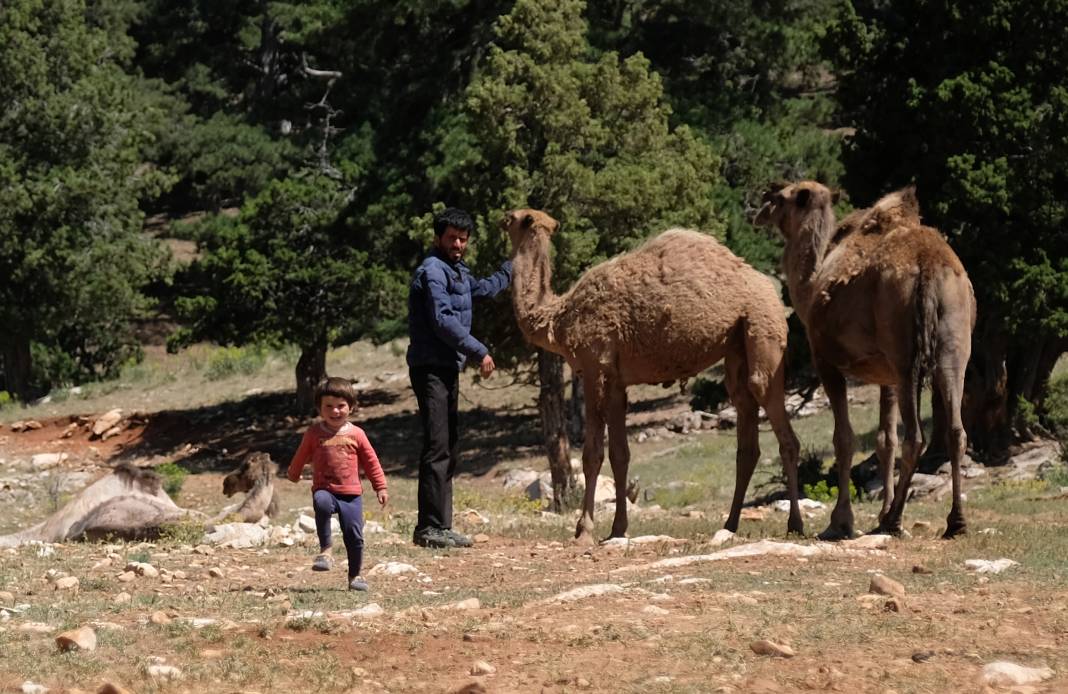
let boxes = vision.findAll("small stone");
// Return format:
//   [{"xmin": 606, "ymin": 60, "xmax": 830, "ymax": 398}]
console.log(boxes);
[
  {"xmin": 981, "ymin": 661, "xmax": 1053, "ymax": 686},
  {"xmin": 912, "ymin": 651, "xmax": 935, "ymax": 663},
  {"xmin": 750, "ymin": 639, "xmax": 795, "ymax": 658},
  {"xmin": 0, "ymin": 590, "xmax": 14, "ymax": 605},
  {"xmin": 126, "ymin": 562, "xmax": 159, "ymax": 578},
  {"xmin": 112, "ymin": 592, "xmax": 131, "ymax": 605},
  {"xmin": 869, "ymin": 574, "xmax": 906, "ymax": 599},
  {"xmin": 146, "ymin": 664, "xmax": 182, "ymax": 680},
  {"xmin": 193, "ymin": 544, "xmax": 214, "ymax": 555},
  {"xmin": 150, "ymin": 611, "xmax": 171, "ymax": 625},
  {"xmin": 53, "ymin": 576, "xmax": 79, "ymax": 591},
  {"xmin": 20, "ymin": 682, "xmax": 48, "ymax": 694},
  {"xmin": 911, "ymin": 565, "xmax": 932, "ymax": 575},
  {"xmin": 473, "ymin": 533, "xmax": 490, "ymax": 543},
  {"xmin": 208, "ymin": 567, "xmax": 224, "ymax": 578},
  {"xmin": 470, "ymin": 660, "xmax": 496, "ymax": 676},
  {"xmin": 117, "ymin": 571, "xmax": 136, "ymax": 583},
  {"xmin": 55, "ymin": 626, "xmax": 97, "ymax": 652},
  {"xmin": 884, "ymin": 597, "xmax": 904, "ymax": 613}
]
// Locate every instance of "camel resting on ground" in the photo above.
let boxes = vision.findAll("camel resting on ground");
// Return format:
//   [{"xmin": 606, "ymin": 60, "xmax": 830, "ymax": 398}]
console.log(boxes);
[
  {"xmin": 0, "ymin": 463, "xmax": 196, "ymax": 547},
  {"xmin": 501, "ymin": 209, "xmax": 803, "ymax": 544},
  {"xmin": 216, "ymin": 451, "xmax": 279, "ymax": 523},
  {"xmin": 0, "ymin": 453, "xmax": 279, "ymax": 547},
  {"xmin": 755, "ymin": 181, "xmax": 976, "ymax": 539}
]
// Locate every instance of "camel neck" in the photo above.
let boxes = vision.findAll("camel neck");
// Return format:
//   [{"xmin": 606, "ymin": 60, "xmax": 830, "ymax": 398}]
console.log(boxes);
[
  {"xmin": 511, "ymin": 231, "xmax": 560, "ymax": 350},
  {"xmin": 783, "ymin": 205, "xmax": 836, "ymax": 322}
]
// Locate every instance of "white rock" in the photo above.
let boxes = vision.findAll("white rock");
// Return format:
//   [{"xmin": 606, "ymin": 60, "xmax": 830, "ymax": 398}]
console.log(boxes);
[
  {"xmin": 500, "ymin": 468, "xmax": 540, "ymax": 490},
  {"xmin": 546, "ymin": 583, "xmax": 624, "ymax": 603},
  {"xmin": 364, "ymin": 520, "xmax": 386, "ymax": 534},
  {"xmin": 772, "ymin": 498, "xmax": 825, "ymax": 511},
  {"xmin": 92, "ymin": 409, "xmax": 123, "ymax": 436},
  {"xmin": 125, "ymin": 562, "xmax": 159, "ymax": 578},
  {"xmin": 30, "ymin": 453, "xmax": 68, "ymax": 470},
  {"xmin": 965, "ymin": 558, "xmax": 1019, "ymax": 574},
  {"xmin": 295, "ymin": 514, "xmax": 317, "ymax": 534},
  {"xmin": 113, "ymin": 592, "xmax": 132, "ymax": 605},
  {"xmin": 709, "ymin": 529, "xmax": 736, "ymax": 547},
  {"xmin": 367, "ymin": 561, "xmax": 417, "ymax": 576},
  {"xmin": 470, "ymin": 660, "xmax": 496, "ymax": 676},
  {"xmin": 843, "ymin": 534, "xmax": 892, "ymax": 550},
  {"xmin": 21, "ymin": 682, "xmax": 48, "ymax": 694},
  {"xmin": 146, "ymin": 664, "xmax": 183, "ymax": 680},
  {"xmin": 445, "ymin": 598, "xmax": 480, "ymax": 610},
  {"xmin": 642, "ymin": 605, "xmax": 670, "ymax": 615},
  {"xmin": 981, "ymin": 661, "xmax": 1053, "ymax": 686},
  {"xmin": 203, "ymin": 522, "xmax": 268, "ymax": 548}
]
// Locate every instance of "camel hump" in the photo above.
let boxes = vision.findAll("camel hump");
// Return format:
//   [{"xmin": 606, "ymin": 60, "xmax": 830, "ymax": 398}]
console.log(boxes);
[{"xmin": 862, "ymin": 185, "xmax": 921, "ymax": 233}]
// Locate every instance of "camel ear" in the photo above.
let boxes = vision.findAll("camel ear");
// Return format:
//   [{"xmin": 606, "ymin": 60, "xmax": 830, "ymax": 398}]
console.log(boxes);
[
  {"xmin": 795, "ymin": 188, "xmax": 811, "ymax": 208},
  {"xmin": 522, "ymin": 213, "xmax": 535, "ymax": 228}
]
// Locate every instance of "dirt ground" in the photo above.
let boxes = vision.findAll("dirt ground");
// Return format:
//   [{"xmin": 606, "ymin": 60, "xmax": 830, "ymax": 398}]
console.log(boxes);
[{"xmin": 1, "ymin": 366, "xmax": 1067, "ymax": 693}]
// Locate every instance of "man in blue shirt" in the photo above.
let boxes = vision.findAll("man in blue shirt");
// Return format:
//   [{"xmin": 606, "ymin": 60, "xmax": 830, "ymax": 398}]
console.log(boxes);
[{"xmin": 407, "ymin": 207, "xmax": 513, "ymax": 548}]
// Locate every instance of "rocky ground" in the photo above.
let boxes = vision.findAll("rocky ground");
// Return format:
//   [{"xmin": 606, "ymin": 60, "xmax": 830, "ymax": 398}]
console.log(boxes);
[{"xmin": 1, "ymin": 345, "xmax": 1066, "ymax": 693}]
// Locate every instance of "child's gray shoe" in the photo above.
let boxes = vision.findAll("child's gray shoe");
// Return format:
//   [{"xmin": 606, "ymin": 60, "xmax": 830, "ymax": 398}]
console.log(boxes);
[
  {"xmin": 312, "ymin": 554, "xmax": 332, "ymax": 571},
  {"xmin": 348, "ymin": 576, "xmax": 369, "ymax": 592}
]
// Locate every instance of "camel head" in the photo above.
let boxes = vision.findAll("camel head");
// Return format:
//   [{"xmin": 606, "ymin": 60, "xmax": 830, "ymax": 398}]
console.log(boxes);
[
  {"xmin": 223, "ymin": 451, "xmax": 275, "ymax": 497},
  {"xmin": 754, "ymin": 181, "xmax": 837, "ymax": 239},
  {"xmin": 499, "ymin": 208, "xmax": 559, "ymax": 251}
]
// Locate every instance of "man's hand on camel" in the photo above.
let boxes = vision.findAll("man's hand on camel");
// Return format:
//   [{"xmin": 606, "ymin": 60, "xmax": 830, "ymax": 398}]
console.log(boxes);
[{"xmin": 479, "ymin": 354, "xmax": 496, "ymax": 379}]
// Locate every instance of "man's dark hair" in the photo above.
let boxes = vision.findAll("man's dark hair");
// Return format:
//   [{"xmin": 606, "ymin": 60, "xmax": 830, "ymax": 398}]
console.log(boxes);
[
  {"xmin": 315, "ymin": 376, "xmax": 357, "ymax": 408},
  {"xmin": 433, "ymin": 207, "xmax": 474, "ymax": 237}
]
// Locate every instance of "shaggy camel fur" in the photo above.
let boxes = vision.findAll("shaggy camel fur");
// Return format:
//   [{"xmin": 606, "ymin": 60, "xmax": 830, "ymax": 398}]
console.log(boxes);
[
  {"xmin": 501, "ymin": 209, "xmax": 803, "ymax": 543},
  {"xmin": 218, "ymin": 451, "xmax": 279, "ymax": 523},
  {"xmin": 755, "ymin": 181, "xmax": 976, "ymax": 539},
  {"xmin": 0, "ymin": 463, "xmax": 194, "ymax": 547}
]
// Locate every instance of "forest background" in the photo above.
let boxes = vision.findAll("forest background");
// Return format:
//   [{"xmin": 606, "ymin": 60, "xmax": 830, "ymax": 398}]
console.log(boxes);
[{"xmin": 2, "ymin": 0, "xmax": 1066, "ymax": 467}]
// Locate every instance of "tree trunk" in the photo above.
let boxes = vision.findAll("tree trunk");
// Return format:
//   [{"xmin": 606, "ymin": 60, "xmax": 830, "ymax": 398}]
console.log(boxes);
[
  {"xmin": 0, "ymin": 336, "xmax": 33, "ymax": 401},
  {"xmin": 538, "ymin": 349, "xmax": 574, "ymax": 512},
  {"xmin": 569, "ymin": 370, "xmax": 585, "ymax": 443},
  {"xmin": 962, "ymin": 316, "xmax": 1011, "ymax": 457},
  {"xmin": 295, "ymin": 336, "xmax": 328, "ymax": 414}
]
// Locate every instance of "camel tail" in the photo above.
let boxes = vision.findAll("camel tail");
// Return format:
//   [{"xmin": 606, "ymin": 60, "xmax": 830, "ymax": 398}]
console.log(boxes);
[{"xmin": 912, "ymin": 271, "xmax": 940, "ymax": 389}]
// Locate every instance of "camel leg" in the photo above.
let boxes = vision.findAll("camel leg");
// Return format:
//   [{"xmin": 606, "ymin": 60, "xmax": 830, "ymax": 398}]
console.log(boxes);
[
  {"xmin": 751, "ymin": 346, "xmax": 803, "ymax": 535},
  {"xmin": 878, "ymin": 376, "xmax": 923, "ymax": 535},
  {"xmin": 874, "ymin": 386, "xmax": 899, "ymax": 523},
  {"xmin": 816, "ymin": 360, "xmax": 856, "ymax": 540},
  {"xmin": 935, "ymin": 365, "xmax": 968, "ymax": 538},
  {"xmin": 723, "ymin": 350, "xmax": 761, "ymax": 534},
  {"xmin": 575, "ymin": 371, "xmax": 607, "ymax": 545},
  {"xmin": 605, "ymin": 378, "xmax": 631, "ymax": 539}
]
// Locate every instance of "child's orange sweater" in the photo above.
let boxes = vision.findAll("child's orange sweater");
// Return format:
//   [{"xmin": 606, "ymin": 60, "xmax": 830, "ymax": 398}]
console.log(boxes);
[{"xmin": 286, "ymin": 422, "xmax": 387, "ymax": 496}]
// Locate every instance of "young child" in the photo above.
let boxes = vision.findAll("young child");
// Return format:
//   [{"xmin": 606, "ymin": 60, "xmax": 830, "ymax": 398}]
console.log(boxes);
[{"xmin": 287, "ymin": 377, "xmax": 388, "ymax": 591}]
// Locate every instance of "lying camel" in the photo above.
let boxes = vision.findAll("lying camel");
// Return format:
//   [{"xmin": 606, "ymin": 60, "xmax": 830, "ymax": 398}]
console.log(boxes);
[
  {"xmin": 0, "ymin": 453, "xmax": 279, "ymax": 547},
  {"xmin": 0, "ymin": 463, "xmax": 195, "ymax": 547},
  {"xmin": 217, "ymin": 451, "xmax": 279, "ymax": 523}
]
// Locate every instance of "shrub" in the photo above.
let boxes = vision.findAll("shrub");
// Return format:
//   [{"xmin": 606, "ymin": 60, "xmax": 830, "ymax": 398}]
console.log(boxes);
[
  {"xmin": 203, "ymin": 345, "xmax": 268, "ymax": 381},
  {"xmin": 803, "ymin": 479, "xmax": 857, "ymax": 502},
  {"xmin": 689, "ymin": 376, "xmax": 729, "ymax": 412},
  {"xmin": 155, "ymin": 462, "xmax": 188, "ymax": 499}
]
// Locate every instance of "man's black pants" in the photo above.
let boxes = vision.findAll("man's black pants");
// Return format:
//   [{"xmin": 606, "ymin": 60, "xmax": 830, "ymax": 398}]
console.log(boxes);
[{"xmin": 410, "ymin": 365, "xmax": 460, "ymax": 531}]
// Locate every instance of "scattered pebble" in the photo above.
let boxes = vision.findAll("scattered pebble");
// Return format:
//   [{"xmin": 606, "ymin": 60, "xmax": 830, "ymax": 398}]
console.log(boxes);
[
  {"xmin": 964, "ymin": 558, "xmax": 1018, "ymax": 574},
  {"xmin": 55, "ymin": 625, "xmax": 97, "ymax": 652},
  {"xmin": 981, "ymin": 661, "xmax": 1053, "ymax": 686},
  {"xmin": 470, "ymin": 660, "xmax": 496, "ymax": 675},
  {"xmin": 869, "ymin": 574, "xmax": 906, "ymax": 599},
  {"xmin": 750, "ymin": 639, "xmax": 795, "ymax": 658}
]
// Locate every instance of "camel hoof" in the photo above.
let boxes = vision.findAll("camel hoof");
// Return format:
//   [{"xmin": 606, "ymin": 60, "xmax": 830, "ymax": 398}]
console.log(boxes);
[
  {"xmin": 942, "ymin": 523, "xmax": 967, "ymax": 540},
  {"xmin": 786, "ymin": 524, "xmax": 806, "ymax": 538},
  {"xmin": 817, "ymin": 526, "xmax": 856, "ymax": 542},
  {"xmin": 869, "ymin": 524, "xmax": 909, "ymax": 539}
]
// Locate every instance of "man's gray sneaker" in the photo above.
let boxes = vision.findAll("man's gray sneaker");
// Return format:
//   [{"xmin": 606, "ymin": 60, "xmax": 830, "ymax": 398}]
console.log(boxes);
[
  {"xmin": 348, "ymin": 576, "xmax": 369, "ymax": 592},
  {"xmin": 443, "ymin": 529, "xmax": 473, "ymax": 548},
  {"xmin": 413, "ymin": 527, "xmax": 455, "ymax": 548}
]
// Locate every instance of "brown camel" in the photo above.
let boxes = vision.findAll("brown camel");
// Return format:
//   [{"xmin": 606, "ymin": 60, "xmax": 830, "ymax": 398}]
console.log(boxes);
[
  {"xmin": 755, "ymin": 181, "xmax": 976, "ymax": 539},
  {"xmin": 218, "ymin": 451, "xmax": 279, "ymax": 523},
  {"xmin": 501, "ymin": 209, "xmax": 803, "ymax": 543}
]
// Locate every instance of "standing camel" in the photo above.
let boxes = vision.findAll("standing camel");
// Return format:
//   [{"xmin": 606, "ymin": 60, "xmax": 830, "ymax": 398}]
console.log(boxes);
[
  {"xmin": 501, "ymin": 209, "xmax": 803, "ymax": 544},
  {"xmin": 755, "ymin": 181, "xmax": 976, "ymax": 539}
]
